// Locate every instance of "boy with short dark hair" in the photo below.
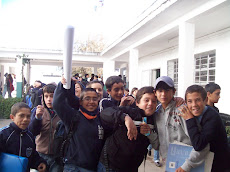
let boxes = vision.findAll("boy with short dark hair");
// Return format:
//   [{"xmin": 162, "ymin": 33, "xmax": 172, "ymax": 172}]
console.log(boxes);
[
  {"xmin": 179, "ymin": 85, "xmax": 230, "ymax": 172},
  {"xmin": 98, "ymin": 86, "xmax": 159, "ymax": 171},
  {"xmin": 29, "ymin": 84, "xmax": 62, "ymax": 172},
  {"xmin": 154, "ymin": 76, "xmax": 209, "ymax": 172},
  {"xmin": 99, "ymin": 75, "xmax": 135, "ymax": 111},
  {"xmin": 205, "ymin": 83, "xmax": 221, "ymax": 112},
  {"xmin": 0, "ymin": 102, "xmax": 46, "ymax": 172}
]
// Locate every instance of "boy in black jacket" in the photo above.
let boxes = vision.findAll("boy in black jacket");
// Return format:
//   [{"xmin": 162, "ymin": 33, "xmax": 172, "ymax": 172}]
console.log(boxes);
[
  {"xmin": 178, "ymin": 85, "xmax": 230, "ymax": 172},
  {"xmin": 0, "ymin": 102, "xmax": 46, "ymax": 172},
  {"xmin": 98, "ymin": 86, "xmax": 159, "ymax": 172}
]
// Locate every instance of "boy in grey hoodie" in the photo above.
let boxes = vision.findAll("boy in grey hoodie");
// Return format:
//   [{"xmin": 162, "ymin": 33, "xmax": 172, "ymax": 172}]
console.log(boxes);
[{"xmin": 154, "ymin": 76, "xmax": 209, "ymax": 172}]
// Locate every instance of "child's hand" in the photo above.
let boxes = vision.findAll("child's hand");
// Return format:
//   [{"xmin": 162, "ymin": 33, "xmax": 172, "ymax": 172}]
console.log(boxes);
[
  {"xmin": 36, "ymin": 105, "xmax": 44, "ymax": 119},
  {"xmin": 61, "ymin": 76, "xmax": 67, "ymax": 85},
  {"xmin": 174, "ymin": 97, "xmax": 185, "ymax": 107},
  {"xmin": 176, "ymin": 167, "xmax": 186, "ymax": 172},
  {"xmin": 124, "ymin": 115, "xmax": 137, "ymax": 140},
  {"xmin": 72, "ymin": 77, "xmax": 78, "ymax": 83},
  {"xmin": 120, "ymin": 96, "xmax": 135, "ymax": 106},
  {"xmin": 37, "ymin": 163, "xmax": 46, "ymax": 172},
  {"xmin": 140, "ymin": 123, "xmax": 150, "ymax": 136},
  {"xmin": 178, "ymin": 105, "xmax": 194, "ymax": 120}
]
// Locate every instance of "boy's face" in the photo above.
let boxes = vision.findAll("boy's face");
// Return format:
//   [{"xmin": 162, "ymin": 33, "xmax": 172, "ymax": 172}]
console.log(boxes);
[
  {"xmin": 80, "ymin": 91, "xmax": 99, "ymax": 112},
  {"xmin": 91, "ymin": 83, "xmax": 103, "ymax": 100},
  {"xmin": 44, "ymin": 92, "xmax": 54, "ymax": 109},
  {"xmin": 10, "ymin": 108, "xmax": 31, "ymax": 130},
  {"xmin": 155, "ymin": 88, "xmax": 175, "ymax": 107},
  {"xmin": 207, "ymin": 89, "xmax": 221, "ymax": 103},
  {"xmin": 136, "ymin": 93, "xmax": 157, "ymax": 116},
  {"xmin": 107, "ymin": 82, "xmax": 124, "ymax": 101},
  {"xmin": 186, "ymin": 92, "xmax": 206, "ymax": 116}
]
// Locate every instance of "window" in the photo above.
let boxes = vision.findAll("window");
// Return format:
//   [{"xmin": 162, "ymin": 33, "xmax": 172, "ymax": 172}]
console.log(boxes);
[
  {"xmin": 194, "ymin": 50, "xmax": 216, "ymax": 87},
  {"xmin": 167, "ymin": 59, "xmax": 178, "ymax": 96}
]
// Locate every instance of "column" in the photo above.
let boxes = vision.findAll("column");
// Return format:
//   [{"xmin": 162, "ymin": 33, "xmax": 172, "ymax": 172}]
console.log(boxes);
[
  {"xmin": 24, "ymin": 60, "xmax": 31, "ymax": 86},
  {"xmin": 94, "ymin": 66, "xmax": 98, "ymax": 75},
  {"xmin": 16, "ymin": 56, "xmax": 23, "ymax": 98},
  {"xmin": 103, "ymin": 60, "xmax": 115, "ymax": 83},
  {"xmin": 129, "ymin": 49, "xmax": 139, "ymax": 91},
  {"xmin": 178, "ymin": 22, "xmax": 195, "ymax": 97},
  {"xmin": 1, "ymin": 65, "xmax": 4, "ymax": 93}
]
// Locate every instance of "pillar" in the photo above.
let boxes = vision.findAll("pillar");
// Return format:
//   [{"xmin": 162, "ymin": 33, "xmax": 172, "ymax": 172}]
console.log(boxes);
[
  {"xmin": 103, "ymin": 60, "xmax": 115, "ymax": 83},
  {"xmin": 178, "ymin": 22, "xmax": 195, "ymax": 97},
  {"xmin": 129, "ymin": 49, "xmax": 139, "ymax": 91}
]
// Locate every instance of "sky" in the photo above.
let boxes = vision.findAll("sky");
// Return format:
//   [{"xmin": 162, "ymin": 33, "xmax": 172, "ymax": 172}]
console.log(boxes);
[{"xmin": 0, "ymin": 0, "xmax": 154, "ymax": 50}]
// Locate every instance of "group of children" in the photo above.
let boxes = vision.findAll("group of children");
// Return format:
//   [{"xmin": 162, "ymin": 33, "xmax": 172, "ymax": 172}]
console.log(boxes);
[{"xmin": 0, "ymin": 75, "xmax": 229, "ymax": 172}]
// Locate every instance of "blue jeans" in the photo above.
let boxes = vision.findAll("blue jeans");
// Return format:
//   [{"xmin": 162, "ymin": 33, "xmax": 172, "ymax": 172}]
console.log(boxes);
[
  {"xmin": 38, "ymin": 153, "xmax": 63, "ymax": 172},
  {"xmin": 64, "ymin": 164, "xmax": 96, "ymax": 172},
  {"xmin": 2, "ymin": 84, "xmax": 7, "ymax": 98},
  {"xmin": 97, "ymin": 162, "xmax": 116, "ymax": 172},
  {"xmin": 147, "ymin": 144, "xmax": 160, "ymax": 161}
]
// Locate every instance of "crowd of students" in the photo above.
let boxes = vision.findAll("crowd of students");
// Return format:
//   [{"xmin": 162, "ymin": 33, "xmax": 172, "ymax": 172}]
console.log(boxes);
[{"xmin": 0, "ymin": 74, "xmax": 230, "ymax": 172}]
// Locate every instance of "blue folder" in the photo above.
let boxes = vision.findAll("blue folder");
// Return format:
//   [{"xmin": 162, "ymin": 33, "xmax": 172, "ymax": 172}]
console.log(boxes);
[{"xmin": 0, "ymin": 153, "xmax": 28, "ymax": 172}]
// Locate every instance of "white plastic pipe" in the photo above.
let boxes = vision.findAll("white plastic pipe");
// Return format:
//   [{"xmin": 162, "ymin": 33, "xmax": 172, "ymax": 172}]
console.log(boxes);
[{"xmin": 63, "ymin": 26, "xmax": 74, "ymax": 89}]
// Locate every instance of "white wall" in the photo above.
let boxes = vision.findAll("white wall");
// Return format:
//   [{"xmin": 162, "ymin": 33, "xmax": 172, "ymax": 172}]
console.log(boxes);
[{"xmin": 139, "ymin": 29, "xmax": 230, "ymax": 114}]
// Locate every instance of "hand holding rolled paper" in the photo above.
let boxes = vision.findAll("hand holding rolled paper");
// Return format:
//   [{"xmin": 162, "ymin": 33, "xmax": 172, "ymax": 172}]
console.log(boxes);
[{"xmin": 63, "ymin": 26, "xmax": 74, "ymax": 89}]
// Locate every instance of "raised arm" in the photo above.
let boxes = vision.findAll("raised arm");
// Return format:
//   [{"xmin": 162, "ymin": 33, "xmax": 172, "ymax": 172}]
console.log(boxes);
[
  {"xmin": 53, "ymin": 81, "xmax": 79, "ymax": 128},
  {"xmin": 28, "ymin": 106, "xmax": 43, "ymax": 136}
]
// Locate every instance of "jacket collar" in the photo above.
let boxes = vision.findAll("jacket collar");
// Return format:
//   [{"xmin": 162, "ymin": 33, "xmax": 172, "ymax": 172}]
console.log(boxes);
[
  {"xmin": 109, "ymin": 95, "xmax": 120, "ymax": 106},
  {"xmin": 10, "ymin": 122, "xmax": 28, "ymax": 133}
]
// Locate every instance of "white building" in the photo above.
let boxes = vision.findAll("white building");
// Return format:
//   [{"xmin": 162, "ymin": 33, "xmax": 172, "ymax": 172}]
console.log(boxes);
[{"xmin": 1, "ymin": 0, "xmax": 230, "ymax": 114}]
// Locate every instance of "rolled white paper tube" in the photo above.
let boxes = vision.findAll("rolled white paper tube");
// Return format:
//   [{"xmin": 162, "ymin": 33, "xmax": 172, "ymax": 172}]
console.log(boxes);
[{"xmin": 63, "ymin": 26, "xmax": 74, "ymax": 89}]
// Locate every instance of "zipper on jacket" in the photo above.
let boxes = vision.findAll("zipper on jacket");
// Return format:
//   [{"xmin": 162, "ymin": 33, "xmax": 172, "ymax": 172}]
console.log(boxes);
[
  {"xmin": 19, "ymin": 132, "xmax": 23, "ymax": 156},
  {"xmin": 48, "ymin": 116, "xmax": 53, "ymax": 154}
]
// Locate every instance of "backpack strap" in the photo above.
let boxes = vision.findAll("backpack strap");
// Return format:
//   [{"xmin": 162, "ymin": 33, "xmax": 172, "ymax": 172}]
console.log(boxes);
[
  {"xmin": 103, "ymin": 141, "xmax": 109, "ymax": 172},
  {"xmin": 61, "ymin": 114, "xmax": 79, "ymax": 163}
]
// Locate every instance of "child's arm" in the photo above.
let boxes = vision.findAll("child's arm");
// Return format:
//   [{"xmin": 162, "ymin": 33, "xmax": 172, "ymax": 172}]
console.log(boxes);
[
  {"xmin": 100, "ymin": 106, "xmax": 145, "ymax": 140},
  {"xmin": 37, "ymin": 163, "xmax": 46, "ymax": 172},
  {"xmin": 28, "ymin": 106, "xmax": 43, "ymax": 136},
  {"xmin": 53, "ymin": 81, "xmax": 78, "ymax": 128},
  {"xmin": 178, "ymin": 144, "xmax": 210, "ymax": 172},
  {"xmin": 179, "ymin": 106, "xmax": 219, "ymax": 151},
  {"xmin": 0, "ymin": 131, "xmax": 5, "ymax": 152},
  {"xmin": 30, "ymin": 148, "xmax": 47, "ymax": 171},
  {"xmin": 120, "ymin": 95, "xmax": 135, "ymax": 107},
  {"xmin": 140, "ymin": 123, "xmax": 159, "ymax": 150}
]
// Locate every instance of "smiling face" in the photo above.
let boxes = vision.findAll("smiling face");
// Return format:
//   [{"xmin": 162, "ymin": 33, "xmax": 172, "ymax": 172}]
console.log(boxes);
[
  {"xmin": 44, "ymin": 92, "xmax": 53, "ymax": 109},
  {"xmin": 75, "ymin": 83, "xmax": 82, "ymax": 97},
  {"xmin": 10, "ymin": 108, "xmax": 31, "ymax": 130},
  {"xmin": 80, "ymin": 91, "xmax": 99, "ymax": 112},
  {"xmin": 107, "ymin": 82, "xmax": 124, "ymax": 101},
  {"xmin": 136, "ymin": 93, "xmax": 157, "ymax": 116},
  {"xmin": 186, "ymin": 92, "xmax": 206, "ymax": 117}
]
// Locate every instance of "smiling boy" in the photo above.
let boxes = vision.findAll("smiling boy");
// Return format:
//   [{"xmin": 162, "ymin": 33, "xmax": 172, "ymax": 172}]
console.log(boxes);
[
  {"xmin": 179, "ymin": 85, "xmax": 230, "ymax": 172},
  {"xmin": 98, "ymin": 86, "xmax": 159, "ymax": 172},
  {"xmin": 99, "ymin": 76, "xmax": 135, "ymax": 111},
  {"xmin": 154, "ymin": 76, "xmax": 209, "ymax": 172}
]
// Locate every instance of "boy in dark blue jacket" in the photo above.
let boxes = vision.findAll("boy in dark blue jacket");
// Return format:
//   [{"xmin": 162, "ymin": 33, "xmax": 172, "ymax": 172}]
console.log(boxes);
[
  {"xmin": 178, "ymin": 85, "xmax": 230, "ymax": 172},
  {"xmin": 0, "ymin": 102, "xmax": 46, "ymax": 172},
  {"xmin": 99, "ymin": 75, "xmax": 135, "ymax": 111}
]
